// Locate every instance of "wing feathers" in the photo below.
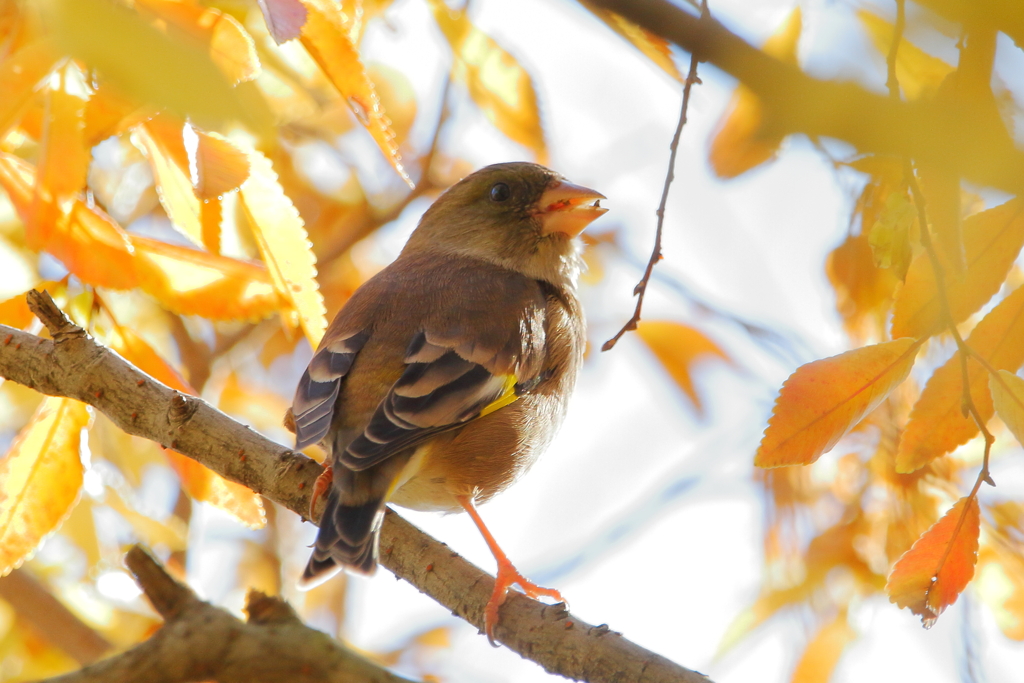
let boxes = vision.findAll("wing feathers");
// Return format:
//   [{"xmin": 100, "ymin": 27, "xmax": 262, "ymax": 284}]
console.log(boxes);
[{"xmin": 293, "ymin": 330, "xmax": 370, "ymax": 450}]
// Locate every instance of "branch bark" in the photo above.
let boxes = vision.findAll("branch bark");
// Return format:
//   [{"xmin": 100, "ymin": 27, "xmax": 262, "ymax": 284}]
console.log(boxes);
[
  {"xmin": 587, "ymin": 0, "xmax": 1024, "ymax": 195},
  {"xmin": 0, "ymin": 290, "xmax": 709, "ymax": 683},
  {"xmin": 35, "ymin": 546, "xmax": 413, "ymax": 683}
]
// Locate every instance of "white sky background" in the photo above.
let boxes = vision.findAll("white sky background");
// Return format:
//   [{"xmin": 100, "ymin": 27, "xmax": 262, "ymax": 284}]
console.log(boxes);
[{"xmin": 181, "ymin": 0, "xmax": 1024, "ymax": 681}]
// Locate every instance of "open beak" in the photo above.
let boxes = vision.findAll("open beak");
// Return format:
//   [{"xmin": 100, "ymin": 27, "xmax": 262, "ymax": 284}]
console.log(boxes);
[{"xmin": 535, "ymin": 180, "xmax": 608, "ymax": 238}]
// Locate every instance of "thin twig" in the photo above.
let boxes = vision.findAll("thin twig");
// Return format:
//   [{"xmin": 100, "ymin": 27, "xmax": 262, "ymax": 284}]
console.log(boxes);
[
  {"xmin": 603, "ymin": 0, "xmax": 707, "ymax": 352},
  {"xmin": 887, "ymin": 0, "xmax": 996, "ymax": 490}
]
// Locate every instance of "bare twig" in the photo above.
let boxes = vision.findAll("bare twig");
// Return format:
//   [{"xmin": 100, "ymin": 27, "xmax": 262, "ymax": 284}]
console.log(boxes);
[
  {"xmin": 0, "ymin": 291, "xmax": 710, "ymax": 683},
  {"xmin": 602, "ymin": 1, "xmax": 707, "ymax": 352},
  {"xmin": 886, "ymin": 0, "xmax": 996, "ymax": 491}
]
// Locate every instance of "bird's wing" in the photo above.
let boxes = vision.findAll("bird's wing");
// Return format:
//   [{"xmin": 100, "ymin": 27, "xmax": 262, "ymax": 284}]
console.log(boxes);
[
  {"xmin": 338, "ymin": 323, "xmax": 546, "ymax": 472},
  {"xmin": 292, "ymin": 329, "xmax": 370, "ymax": 450}
]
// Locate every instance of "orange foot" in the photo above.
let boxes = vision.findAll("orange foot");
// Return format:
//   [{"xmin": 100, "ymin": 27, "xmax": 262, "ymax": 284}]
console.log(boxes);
[
  {"xmin": 456, "ymin": 495, "xmax": 566, "ymax": 645},
  {"xmin": 309, "ymin": 466, "xmax": 333, "ymax": 520}
]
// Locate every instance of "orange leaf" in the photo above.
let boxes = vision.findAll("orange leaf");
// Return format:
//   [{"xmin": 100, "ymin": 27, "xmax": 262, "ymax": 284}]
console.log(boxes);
[
  {"xmin": 201, "ymin": 197, "xmax": 223, "ymax": 256},
  {"xmin": 756, "ymin": 338, "xmax": 919, "ymax": 467},
  {"xmin": 299, "ymin": 0, "xmax": 409, "ymax": 185},
  {"xmin": 193, "ymin": 129, "xmax": 250, "ymax": 199},
  {"xmin": 826, "ymin": 232, "xmax": 898, "ymax": 340},
  {"xmin": 0, "ymin": 291, "xmax": 35, "ymax": 330},
  {"xmin": 133, "ymin": 235, "xmax": 281, "ymax": 321},
  {"xmin": 991, "ymin": 369, "xmax": 1024, "ymax": 449},
  {"xmin": 239, "ymin": 148, "xmax": 326, "ymax": 346},
  {"xmin": 790, "ymin": 611, "xmax": 857, "ymax": 683},
  {"xmin": 0, "ymin": 152, "xmax": 139, "ymax": 290},
  {"xmin": 105, "ymin": 326, "xmax": 194, "ymax": 393},
  {"xmin": 105, "ymin": 328, "xmax": 265, "ymax": 529},
  {"xmin": 709, "ymin": 9, "xmax": 801, "ymax": 178},
  {"xmin": 83, "ymin": 81, "xmax": 144, "ymax": 145},
  {"xmin": 0, "ymin": 397, "xmax": 90, "ymax": 576},
  {"xmin": 0, "ymin": 281, "xmax": 65, "ymax": 330},
  {"xmin": 428, "ymin": 0, "xmax": 547, "ymax": 162},
  {"xmin": 0, "ymin": 40, "xmax": 60, "ymax": 140},
  {"xmin": 36, "ymin": 77, "xmax": 90, "ymax": 208},
  {"xmin": 136, "ymin": 0, "xmax": 260, "ymax": 86},
  {"xmin": 32, "ymin": 76, "xmax": 90, "ymax": 253},
  {"xmin": 887, "ymin": 496, "xmax": 980, "ymax": 627},
  {"xmin": 897, "ymin": 283, "xmax": 1024, "ymax": 472},
  {"xmin": 163, "ymin": 449, "xmax": 266, "ymax": 529},
  {"xmin": 637, "ymin": 320, "xmax": 730, "ymax": 414},
  {"xmin": 579, "ymin": 2, "xmax": 682, "ymax": 82},
  {"xmin": 134, "ymin": 119, "xmax": 203, "ymax": 246},
  {"xmin": 891, "ymin": 198, "xmax": 1024, "ymax": 338}
]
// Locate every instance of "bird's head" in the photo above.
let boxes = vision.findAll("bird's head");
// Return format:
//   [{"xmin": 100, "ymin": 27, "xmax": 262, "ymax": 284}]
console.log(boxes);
[{"xmin": 404, "ymin": 162, "xmax": 607, "ymax": 287}]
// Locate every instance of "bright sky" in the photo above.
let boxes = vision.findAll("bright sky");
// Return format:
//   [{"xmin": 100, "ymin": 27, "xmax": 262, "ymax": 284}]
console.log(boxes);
[{"xmin": 178, "ymin": 1, "xmax": 1024, "ymax": 681}]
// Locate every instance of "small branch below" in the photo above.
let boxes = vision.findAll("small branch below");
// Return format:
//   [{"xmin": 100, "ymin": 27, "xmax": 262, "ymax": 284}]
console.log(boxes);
[{"xmin": 32, "ymin": 546, "xmax": 414, "ymax": 683}]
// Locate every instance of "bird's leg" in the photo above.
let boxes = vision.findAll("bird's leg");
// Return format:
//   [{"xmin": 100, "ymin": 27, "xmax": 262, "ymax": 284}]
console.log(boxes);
[
  {"xmin": 455, "ymin": 495, "xmax": 565, "ymax": 645},
  {"xmin": 309, "ymin": 465, "xmax": 333, "ymax": 520}
]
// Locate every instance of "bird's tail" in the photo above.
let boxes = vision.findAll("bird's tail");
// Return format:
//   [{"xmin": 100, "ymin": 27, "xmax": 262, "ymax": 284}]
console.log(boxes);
[{"xmin": 299, "ymin": 487, "xmax": 385, "ymax": 588}]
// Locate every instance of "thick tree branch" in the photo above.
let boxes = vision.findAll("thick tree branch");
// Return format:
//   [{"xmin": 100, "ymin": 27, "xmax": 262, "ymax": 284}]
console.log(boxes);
[
  {"xmin": 0, "ymin": 290, "xmax": 710, "ymax": 683},
  {"xmin": 35, "ymin": 546, "xmax": 412, "ymax": 683},
  {"xmin": 587, "ymin": 0, "xmax": 1024, "ymax": 195}
]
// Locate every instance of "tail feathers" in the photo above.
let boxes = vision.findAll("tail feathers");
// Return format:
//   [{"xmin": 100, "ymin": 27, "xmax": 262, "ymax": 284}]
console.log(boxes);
[{"xmin": 300, "ymin": 493, "xmax": 384, "ymax": 589}]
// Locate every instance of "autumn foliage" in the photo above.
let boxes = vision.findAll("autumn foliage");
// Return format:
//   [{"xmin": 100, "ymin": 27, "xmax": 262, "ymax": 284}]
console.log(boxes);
[{"xmin": 0, "ymin": 0, "xmax": 1023, "ymax": 682}]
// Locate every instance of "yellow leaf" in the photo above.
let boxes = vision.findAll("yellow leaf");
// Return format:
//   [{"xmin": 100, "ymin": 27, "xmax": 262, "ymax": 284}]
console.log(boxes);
[
  {"xmin": 790, "ymin": 611, "xmax": 856, "ymax": 683},
  {"xmin": 578, "ymin": 1, "xmax": 681, "ymax": 82},
  {"xmin": 709, "ymin": 9, "xmax": 801, "ymax": 178},
  {"xmin": 135, "ymin": 0, "xmax": 261, "ymax": 86},
  {"xmin": 46, "ymin": 0, "xmax": 271, "ymax": 135},
  {"xmin": 756, "ymin": 338, "xmax": 919, "ymax": 467},
  {"xmin": 0, "ymin": 40, "xmax": 60, "ymax": 140},
  {"xmin": 991, "ymin": 369, "xmax": 1024, "ymax": 449},
  {"xmin": 299, "ymin": 0, "xmax": 409, "ymax": 185},
  {"xmin": 858, "ymin": 11, "xmax": 954, "ymax": 101},
  {"xmin": 892, "ymin": 198, "xmax": 1024, "ymax": 338},
  {"xmin": 898, "ymin": 283, "xmax": 1024, "ymax": 472},
  {"xmin": 867, "ymin": 190, "xmax": 915, "ymax": 279},
  {"xmin": 0, "ymin": 397, "xmax": 90, "ymax": 576},
  {"xmin": 239, "ymin": 148, "xmax": 326, "ymax": 347},
  {"xmin": 637, "ymin": 320, "xmax": 730, "ymax": 414},
  {"xmin": 428, "ymin": 0, "xmax": 546, "ymax": 161},
  {"xmin": 134, "ymin": 118, "xmax": 202, "ymax": 246}
]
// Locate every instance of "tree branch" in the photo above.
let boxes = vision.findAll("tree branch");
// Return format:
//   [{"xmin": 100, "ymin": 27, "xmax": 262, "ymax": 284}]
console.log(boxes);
[
  {"xmin": 586, "ymin": 0, "xmax": 1024, "ymax": 195},
  {"xmin": 33, "ymin": 546, "xmax": 413, "ymax": 683},
  {"xmin": 0, "ymin": 290, "xmax": 710, "ymax": 683},
  {"xmin": 0, "ymin": 569, "xmax": 112, "ymax": 665}
]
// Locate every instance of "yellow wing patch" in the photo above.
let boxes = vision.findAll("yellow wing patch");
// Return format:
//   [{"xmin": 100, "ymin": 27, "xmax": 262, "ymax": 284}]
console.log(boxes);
[{"xmin": 479, "ymin": 374, "xmax": 519, "ymax": 417}]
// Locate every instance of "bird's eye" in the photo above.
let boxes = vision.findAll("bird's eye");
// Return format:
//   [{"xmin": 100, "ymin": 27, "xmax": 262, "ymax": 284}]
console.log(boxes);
[{"xmin": 489, "ymin": 182, "xmax": 511, "ymax": 202}]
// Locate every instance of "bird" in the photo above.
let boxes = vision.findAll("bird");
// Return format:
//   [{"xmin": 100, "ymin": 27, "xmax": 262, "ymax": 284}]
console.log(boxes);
[{"xmin": 290, "ymin": 161, "xmax": 606, "ymax": 643}]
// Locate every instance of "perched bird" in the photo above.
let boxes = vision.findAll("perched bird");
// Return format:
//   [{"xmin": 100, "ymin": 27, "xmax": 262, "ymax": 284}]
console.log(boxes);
[{"xmin": 291, "ymin": 162, "xmax": 606, "ymax": 642}]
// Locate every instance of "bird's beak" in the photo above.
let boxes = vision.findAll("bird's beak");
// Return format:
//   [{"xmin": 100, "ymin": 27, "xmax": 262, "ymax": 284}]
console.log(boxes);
[{"xmin": 535, "ymin": 180, "xmax": 608, "ymax": 238}]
